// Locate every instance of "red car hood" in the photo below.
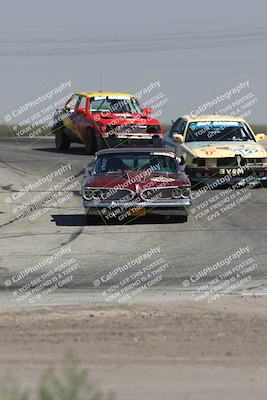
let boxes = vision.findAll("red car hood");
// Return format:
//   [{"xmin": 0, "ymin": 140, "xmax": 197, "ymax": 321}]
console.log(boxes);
[
  {"xmin": 96, "ymin": 113, "xmax": 160, "ymax": 126},
  {"xmin": 85, "ymin": 170, "xmax": 190, "ymax": 190}
]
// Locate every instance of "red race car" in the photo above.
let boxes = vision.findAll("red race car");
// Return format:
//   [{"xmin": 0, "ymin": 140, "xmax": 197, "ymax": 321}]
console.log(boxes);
[
  {"xmin": 52, "ymin": 91, "xmax": 163, "ymax": 153},
  {"xmin": 82, "ymin": 148, "xmax": 192, "ymax": 224}
]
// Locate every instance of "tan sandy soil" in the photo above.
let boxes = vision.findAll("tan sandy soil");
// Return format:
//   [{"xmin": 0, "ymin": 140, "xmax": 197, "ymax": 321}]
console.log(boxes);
[{"xmin": 0, "ymin": 296, "xmax": 267, "ymax": 399}]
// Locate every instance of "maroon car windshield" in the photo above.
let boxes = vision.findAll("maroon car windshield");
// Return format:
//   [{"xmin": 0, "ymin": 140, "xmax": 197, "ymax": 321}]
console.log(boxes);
[{"xmin": 92, "ymin": 153, "xmax": 178, "ymax": 175}]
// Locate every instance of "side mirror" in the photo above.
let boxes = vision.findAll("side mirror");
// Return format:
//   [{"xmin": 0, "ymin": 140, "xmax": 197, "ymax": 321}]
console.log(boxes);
[
  {"xmin": 65, "ymin": 104, "xmax": 74, "ymax": 113},
  {"xmin": 256, "ymin": 133, "xmax": 265, "ymax": 142},
  {"xmin": 172, "ymin": 133, "xmax": 184, "ymax": 143},
  {"xmin": 176, "ymin": 155, "xmax": 186, "ymax": 172},
  {"xmin": 84, "ymin": 166, "xmax": 92, "ymax": 176},
  {"xmin": 143, "ymin": 107, "xmax": 152, "ymax": 116},
  {"xmin": 179, "ymin": 155, "xmax": 185, "ymax": 165},
  {"xmin": 77, "ymin": 107, "xmax": 86, "ymax": 115}
]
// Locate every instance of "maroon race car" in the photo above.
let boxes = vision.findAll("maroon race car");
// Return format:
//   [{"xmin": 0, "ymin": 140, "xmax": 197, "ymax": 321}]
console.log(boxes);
[{"xmin": 82, "ymin": 148, "xmax": 192, "ymax": 224}]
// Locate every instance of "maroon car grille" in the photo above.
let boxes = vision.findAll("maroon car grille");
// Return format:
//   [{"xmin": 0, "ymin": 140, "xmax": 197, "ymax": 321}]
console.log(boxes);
[
  {"xmin": 93, "ymin": 188, "xmax": 135, "ymax": 202},
  {"xmin": 141, "ymin": 187, "xmax": 174, "ymax": 200}
]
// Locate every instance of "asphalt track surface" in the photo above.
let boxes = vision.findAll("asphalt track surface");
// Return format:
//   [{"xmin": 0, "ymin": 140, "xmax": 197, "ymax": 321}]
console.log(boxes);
[{"xmin": 0, "ymin": 137, "xmax": 266, "ymax": 307}]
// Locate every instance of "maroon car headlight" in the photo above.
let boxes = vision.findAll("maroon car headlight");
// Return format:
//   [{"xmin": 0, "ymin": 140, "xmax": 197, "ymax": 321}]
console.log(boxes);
[
  {"xmin": 181, "ymin": 187, "xmax": 191, "ymax": 199},
  {"xmin": 92, "ymin": 189, "xmax": 103, "ymax": 200},
  {"xmin": 171, "ymin": 187, "xmax": 191, "ymax": 199},
  {"xmin": 172, "ymin": 188, "xmax": 182, "ymax": 199},
  {"xmin": 82, "ymin": 187, "xmax": 94, "ymax": 201}
]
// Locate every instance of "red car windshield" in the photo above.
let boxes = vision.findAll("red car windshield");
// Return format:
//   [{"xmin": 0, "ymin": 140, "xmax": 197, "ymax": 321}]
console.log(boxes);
[
  {"xmin": 90, "ymin": 96, "xmax": 142, "ymax": 114},
  {"xmin": 92, "ymin": 153, "xmax": 178, "ymax": 175}
]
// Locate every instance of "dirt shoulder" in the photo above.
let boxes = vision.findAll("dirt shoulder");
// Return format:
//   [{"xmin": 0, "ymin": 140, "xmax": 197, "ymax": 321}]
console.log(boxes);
[{"xmin": 0, "ymin": 296, "xmax": 267, "ymax": 399}]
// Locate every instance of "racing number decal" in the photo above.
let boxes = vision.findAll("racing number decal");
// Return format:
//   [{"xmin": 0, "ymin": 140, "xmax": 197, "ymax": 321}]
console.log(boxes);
[{"xmin": 233, "ymin": 147, "xmax": 260, "ymax": 156}]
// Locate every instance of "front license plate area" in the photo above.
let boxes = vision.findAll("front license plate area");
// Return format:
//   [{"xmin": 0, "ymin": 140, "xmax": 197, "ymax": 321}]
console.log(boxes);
[
  {"xmin": 129, "ymin": 207, "xmax": 146, "ymax": 217},
  {"xmin": 219, "ymin": 168, "xmax": 245, "ymax": 176}
]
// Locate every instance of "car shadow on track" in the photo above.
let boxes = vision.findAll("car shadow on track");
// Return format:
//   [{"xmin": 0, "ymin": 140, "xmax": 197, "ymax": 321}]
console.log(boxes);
[
  {"xmin": 34, "ymin": 146, "xmax": 88, "ymax": 156},
  {"xmin": 51, "ymin": 214, "xmax": 184, "ymax": 226}
]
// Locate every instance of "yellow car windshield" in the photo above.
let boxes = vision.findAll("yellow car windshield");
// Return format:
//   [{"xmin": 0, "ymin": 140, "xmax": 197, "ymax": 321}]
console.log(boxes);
[{"xmin": 186, "ymin": 121, "xmax": 255, "ymax": 142}]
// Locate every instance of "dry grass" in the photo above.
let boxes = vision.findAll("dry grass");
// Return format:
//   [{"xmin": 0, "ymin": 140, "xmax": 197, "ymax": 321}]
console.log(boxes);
[{"xmin": 1, "ymin": 362, "xmax": 115, "ymax": 400}]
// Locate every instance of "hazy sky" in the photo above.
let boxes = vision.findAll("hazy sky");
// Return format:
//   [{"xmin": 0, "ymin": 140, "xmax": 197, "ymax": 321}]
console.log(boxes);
[{"xmin": 1, "ymin": 0, "xmax": 267, "ymax": 124}]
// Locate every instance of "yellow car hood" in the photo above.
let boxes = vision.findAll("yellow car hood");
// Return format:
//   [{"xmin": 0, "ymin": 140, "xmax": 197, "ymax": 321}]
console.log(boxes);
[{"xmin": 183, "ymin": 141, "xmax": 266, "ymax": 159}]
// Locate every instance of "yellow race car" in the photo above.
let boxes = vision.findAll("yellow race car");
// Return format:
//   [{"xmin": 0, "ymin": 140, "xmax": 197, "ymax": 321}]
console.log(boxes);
[{"xmin": 162, "ymin": 115, "xmax": 267, "ymax": 187}]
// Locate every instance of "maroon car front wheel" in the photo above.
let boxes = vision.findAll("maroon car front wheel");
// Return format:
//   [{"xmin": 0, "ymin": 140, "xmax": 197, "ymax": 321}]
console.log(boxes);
[{"xmin": 175, "ymin": 215, "xmax": 188, "ymax": 223}]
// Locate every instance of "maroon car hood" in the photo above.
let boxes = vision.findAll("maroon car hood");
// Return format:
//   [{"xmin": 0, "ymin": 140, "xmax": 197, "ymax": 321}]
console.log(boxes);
[{"xmin": 85, "ymin": 170, "xmax": 190, "ymax": 190}]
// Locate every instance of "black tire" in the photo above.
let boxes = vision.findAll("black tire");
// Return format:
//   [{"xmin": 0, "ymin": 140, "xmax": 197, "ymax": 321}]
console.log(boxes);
[
  {"xmin": 173, "ymin": 214, "xmax": 188, "ymax": 223},
  {"xmin": 54, "ymin": 125, "xmax": 70, "ymax": 151},
  {"xmin": 86, "ymin": 214, "xmax": 98, "ymax": 225},
  {"xmin": 85, "ymin": 128, "xmax": 97, "ymax": 155}
]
